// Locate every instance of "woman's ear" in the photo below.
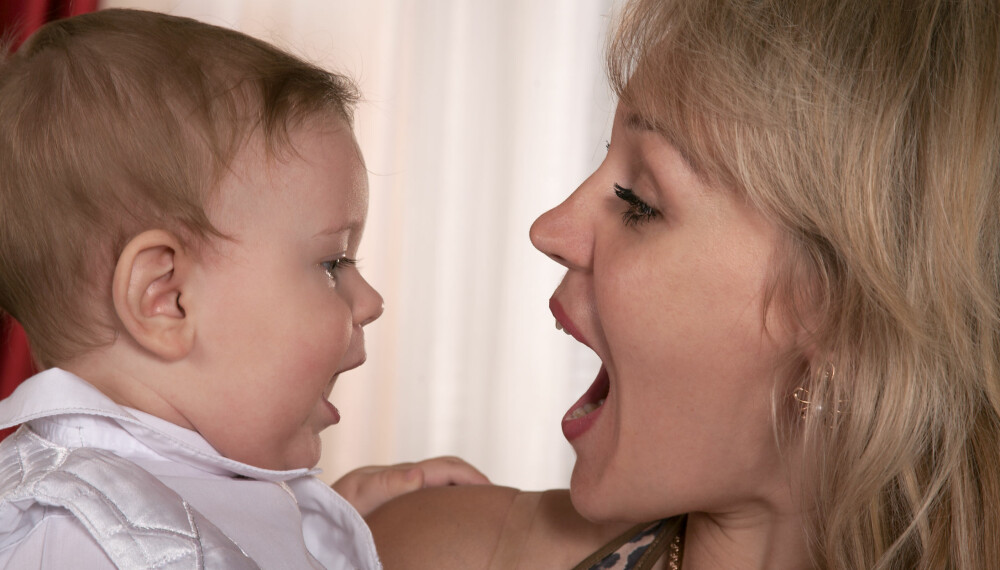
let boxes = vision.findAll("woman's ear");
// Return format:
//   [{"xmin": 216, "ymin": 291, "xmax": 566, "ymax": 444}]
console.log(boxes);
[{"xmin": 112, "ymin": 229, "xmax": 194, "ymax": 361}]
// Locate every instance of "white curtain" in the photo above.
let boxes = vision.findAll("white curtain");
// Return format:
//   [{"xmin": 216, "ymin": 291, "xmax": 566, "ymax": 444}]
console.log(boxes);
[{"xmin": 100, "ymin": 0, "xmax": 616, "ymax": 490}]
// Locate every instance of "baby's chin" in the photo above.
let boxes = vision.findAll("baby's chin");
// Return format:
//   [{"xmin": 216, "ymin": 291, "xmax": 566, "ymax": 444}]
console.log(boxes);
[
  {"xmin": 226, "ymin": 436, "xmax": 322, "ymax": 472},
  {"xmin": 273, "ymin": 440, "xmax": 323, "ymax": 472}
]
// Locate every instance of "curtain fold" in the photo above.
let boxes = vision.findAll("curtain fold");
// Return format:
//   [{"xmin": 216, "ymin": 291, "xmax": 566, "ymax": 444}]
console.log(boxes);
[{"xmin": 0, "ymin": 0, "xmax": 99, "ymax": 438}]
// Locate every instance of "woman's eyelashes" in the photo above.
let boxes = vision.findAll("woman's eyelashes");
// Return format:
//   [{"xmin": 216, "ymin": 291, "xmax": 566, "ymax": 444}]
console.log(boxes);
[
  {"xmin": 614, "ymin": 183, "xmax": 660, "ymax": 226},
  {"xmin": 321, "ymin": 257, "xmax": 359, "ymax": 280}
]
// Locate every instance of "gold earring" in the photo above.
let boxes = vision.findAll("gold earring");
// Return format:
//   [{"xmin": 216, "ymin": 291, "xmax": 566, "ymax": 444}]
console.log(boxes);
[{"xmin": 792, "ymin": 364, "xmax": 845, "ymax": 425}]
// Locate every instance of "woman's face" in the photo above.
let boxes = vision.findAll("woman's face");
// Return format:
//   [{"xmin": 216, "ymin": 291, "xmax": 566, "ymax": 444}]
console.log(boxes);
[{"xmin": 530, "ymin": 105, "xmax": 801, "ymax": 523}]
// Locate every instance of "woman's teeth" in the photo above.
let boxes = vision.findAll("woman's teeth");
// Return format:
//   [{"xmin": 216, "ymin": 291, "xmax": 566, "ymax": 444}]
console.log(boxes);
[
  {"xmin": 566, "ymin": 398, "xmax": 606, "ymax": 420},
  {"xmin": 555, "ymin": 319, "xmax": 570, "ymax": 334}
]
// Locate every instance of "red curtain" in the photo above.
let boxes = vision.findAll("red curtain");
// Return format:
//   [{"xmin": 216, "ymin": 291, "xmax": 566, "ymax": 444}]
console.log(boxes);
[
  {"xmin": 0, "ymin": 320, "xmax": 35, "ymax": 396},
  {"xmin": 1, "ymin": 0, "xmax": 99, "ymax": 51},
  {"xmin": 0, "ymin": 319, "xmax": 36, "ymax": 440},
  {"xmin": 1, "ymin": 0, "xmax": 99, "ymax": 437}
]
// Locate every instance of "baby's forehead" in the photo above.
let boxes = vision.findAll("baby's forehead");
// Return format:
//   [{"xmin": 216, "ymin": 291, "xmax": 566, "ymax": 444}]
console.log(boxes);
[
  {"xmin": 228, "ymin": 117, "xmax": 360, "ymax": 184},
  {"xmin": 206, "ymin": 119, "xmax": 366, "ymax": 231}
]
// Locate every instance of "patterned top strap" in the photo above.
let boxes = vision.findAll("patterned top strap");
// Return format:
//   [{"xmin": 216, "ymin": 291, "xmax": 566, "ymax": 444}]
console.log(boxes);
[{"xmin": 572, "ymin": 515, "xmax": 685, "ymax": 570}]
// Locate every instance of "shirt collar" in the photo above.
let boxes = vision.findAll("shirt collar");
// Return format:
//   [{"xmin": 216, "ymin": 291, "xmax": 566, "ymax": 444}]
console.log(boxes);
[{"xmin": 0, "ymin": 368, "xmax": 317, "ymax": 482}]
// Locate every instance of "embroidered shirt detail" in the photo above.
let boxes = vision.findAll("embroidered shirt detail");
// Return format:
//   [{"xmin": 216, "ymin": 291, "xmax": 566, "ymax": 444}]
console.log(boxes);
[{"xmin": 0, "ymin": 427, "xmax": 259, "ymax": 569}]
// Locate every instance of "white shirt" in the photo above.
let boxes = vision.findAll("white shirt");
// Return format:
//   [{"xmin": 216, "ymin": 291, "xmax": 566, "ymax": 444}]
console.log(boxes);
[{"xmin": 0, "ymin": 368, "xmax": 382, "ymax": 569}]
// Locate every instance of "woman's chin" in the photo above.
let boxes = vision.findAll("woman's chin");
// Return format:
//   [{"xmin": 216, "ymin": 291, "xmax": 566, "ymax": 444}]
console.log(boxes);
[
  {"xmin": 570, "ymin": 467, "xmax": 680, "ymax": 524},
  {"xmin": 569, "ymin": 468, "xmax": 626, "ymax": 523}
]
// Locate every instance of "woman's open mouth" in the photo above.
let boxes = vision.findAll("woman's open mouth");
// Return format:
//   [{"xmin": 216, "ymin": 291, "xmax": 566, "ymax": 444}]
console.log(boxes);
[
  {"xmin": 562, "ymin": 365, "xmax": 609, "ymax": 441},
  {"xmin": 566, "ymin": 366, "xmax": 608, "ymax": 420},
  {"xmin": 550, "ymin": 297, "xmax": 609, "ymax": 441}
]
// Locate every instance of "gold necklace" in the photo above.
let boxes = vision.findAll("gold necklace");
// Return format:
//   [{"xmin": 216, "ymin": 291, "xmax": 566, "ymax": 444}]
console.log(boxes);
[{"xmin": 667, "ymin": 531, "xmax": 683, "ymax": 570}]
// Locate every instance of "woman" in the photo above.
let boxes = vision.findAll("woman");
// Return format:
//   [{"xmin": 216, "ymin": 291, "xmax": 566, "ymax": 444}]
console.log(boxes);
[{"xmin": 369, "ymin": 0, "xmax": 1000, "ymax": 567}]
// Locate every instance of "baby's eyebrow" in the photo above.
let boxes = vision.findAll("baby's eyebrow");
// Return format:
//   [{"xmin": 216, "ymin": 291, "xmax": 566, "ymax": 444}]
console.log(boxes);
[
  {"xmin": 312, "ymin": 225, "xmax": 350, "ymax": 239},
  {"xmin": 312, "ymin": 217, "xmax": 365, "ymax": 240}
]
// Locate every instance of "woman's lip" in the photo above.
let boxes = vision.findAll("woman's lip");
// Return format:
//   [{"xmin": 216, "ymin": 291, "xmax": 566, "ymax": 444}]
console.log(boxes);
[
  {"xmin": 562, "ymin": 366, "xmax": 609, "ymax": 441},
  {"xmin": 551, "ymin": 297, "xmax": 607, "ymax": 441},
  {"xmin": 562, "ymin": 403, "xmax": 602, "ymax": 441},
  {"xmin": 549, "ymin": 297, "xmax": 594, "ymax": 350}
]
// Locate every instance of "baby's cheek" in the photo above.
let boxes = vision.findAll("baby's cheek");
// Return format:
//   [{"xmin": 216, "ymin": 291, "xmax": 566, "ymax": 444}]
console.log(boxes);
[
  {"xmin": 299, "ymin": 313, "xmax": 354, "ymax": 371},
  {"xmin": 323, "ymin": 308, "xmax": 354, "ymax": 353}
]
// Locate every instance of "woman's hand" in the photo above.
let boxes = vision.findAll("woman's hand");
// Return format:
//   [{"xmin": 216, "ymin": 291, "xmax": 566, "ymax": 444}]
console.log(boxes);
[{"xmin": 332, "ymin": 456, "xmax": 490, "ymax": 516}]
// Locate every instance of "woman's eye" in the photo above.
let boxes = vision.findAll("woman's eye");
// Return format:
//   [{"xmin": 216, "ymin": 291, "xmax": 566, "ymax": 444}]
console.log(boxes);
[
  {"xmin": 614, "ymin": 183, "xmax": 659, "ymax": 226},
  {"xmin": 321, "ymin": 257, "xmax": 358, "ymax": 280}
]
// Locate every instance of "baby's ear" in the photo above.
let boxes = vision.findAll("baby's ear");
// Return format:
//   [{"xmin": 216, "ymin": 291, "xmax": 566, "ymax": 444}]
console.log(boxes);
[{"xmin": 112, "ymin": 230, "xmax": 194, "ymax": 360}]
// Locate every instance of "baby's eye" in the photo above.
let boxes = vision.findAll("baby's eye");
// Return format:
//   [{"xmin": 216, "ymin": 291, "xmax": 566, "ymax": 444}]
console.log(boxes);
[
  {"xmin": 321, "ymin": 257, "xmax": 358, "ymax": 280},
  {"xmin": 613, "ymin": 183, "xmax": 659, "ymax": 227}
]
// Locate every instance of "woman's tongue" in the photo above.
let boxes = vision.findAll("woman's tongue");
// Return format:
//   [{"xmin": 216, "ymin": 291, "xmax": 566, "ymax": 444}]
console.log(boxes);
[{"xmin": 565, "ymin": 365, "xmax": 609, "ymax": 420}]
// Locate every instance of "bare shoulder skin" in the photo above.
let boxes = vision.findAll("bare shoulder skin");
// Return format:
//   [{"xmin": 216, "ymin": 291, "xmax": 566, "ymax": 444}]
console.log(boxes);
[
  {"xmin": 366, "ymin": 485, "xmax": 635, "ymax": 569},
  {"xmin": 366, "ymin": 485, "xmax": 517, "ymax": 569},
  {"xmin": 516, "ymin": 488, "xmax": 638, "ymax": 568}
]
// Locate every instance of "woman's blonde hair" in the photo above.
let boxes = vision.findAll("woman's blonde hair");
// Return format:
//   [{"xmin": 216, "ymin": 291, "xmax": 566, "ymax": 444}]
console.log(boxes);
[
  {"xmin": 609, "ymin": 0, "xmax": 1000, "ymax": 567},
  {"xmin": 0, "ymin": 9, "xmax": 358, "ymax": 366}
]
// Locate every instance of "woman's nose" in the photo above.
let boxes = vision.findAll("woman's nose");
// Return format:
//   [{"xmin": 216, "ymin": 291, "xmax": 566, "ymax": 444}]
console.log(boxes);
[{"xmin": 529, "ymin": 184, "xmax": 593, "ymax": 271}]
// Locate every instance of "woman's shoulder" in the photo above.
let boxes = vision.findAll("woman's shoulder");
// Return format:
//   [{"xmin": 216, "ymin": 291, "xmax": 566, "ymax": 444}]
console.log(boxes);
[
  {"xmin": 366, "ymin": 485, "xmax": 634, "ymax": 569},
  {"xmin": 366, "ymin": 484, "xmax": 520, "ymax": 569}
]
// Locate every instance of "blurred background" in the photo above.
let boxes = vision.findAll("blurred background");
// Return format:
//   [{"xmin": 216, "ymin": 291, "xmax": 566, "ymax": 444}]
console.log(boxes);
[{"xmin": 13, "ymin": 0, "xmax": 619, "ymax": 490}]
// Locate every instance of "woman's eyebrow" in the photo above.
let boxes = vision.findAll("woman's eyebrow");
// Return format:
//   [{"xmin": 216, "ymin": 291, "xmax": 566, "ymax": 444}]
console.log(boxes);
[
  {"xmin": 623, "ymin": 111, "xmax": 658, "ymax": 132},
  {"xmin": 622, "ymin": 111, "xmax": 705, "ymax": 181}
]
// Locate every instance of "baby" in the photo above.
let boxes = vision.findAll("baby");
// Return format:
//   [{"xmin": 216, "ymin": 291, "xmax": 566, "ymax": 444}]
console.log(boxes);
[{"xmin": 0, "ymin": 9, "xmax": 482, "ymax": 568}]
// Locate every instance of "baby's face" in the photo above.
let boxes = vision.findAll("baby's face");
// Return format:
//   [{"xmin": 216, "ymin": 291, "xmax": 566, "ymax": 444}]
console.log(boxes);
[{"xmin": 182, "ymin": 118, "xmax": 382, "ymax": 470}]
